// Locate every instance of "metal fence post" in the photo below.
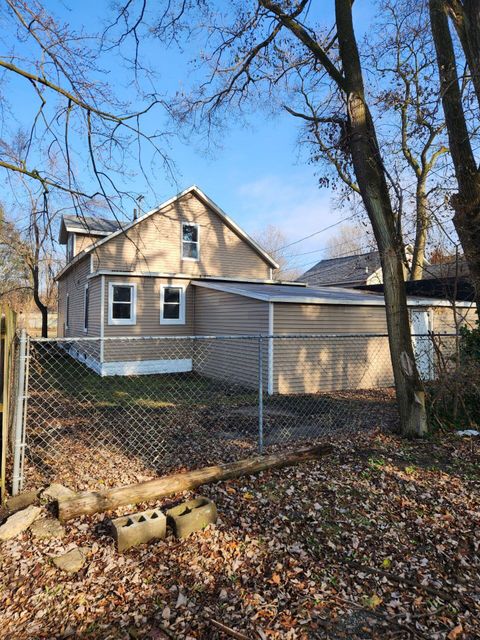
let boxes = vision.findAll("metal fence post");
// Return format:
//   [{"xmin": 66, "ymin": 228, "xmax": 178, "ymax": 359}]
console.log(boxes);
[
  {"xmin": 258, "ymin": 336, "xmax": 264, "ymax": 454},
  {"xmin": 12, "ymin": 330, "xmax": 29, "ymax": 495}
]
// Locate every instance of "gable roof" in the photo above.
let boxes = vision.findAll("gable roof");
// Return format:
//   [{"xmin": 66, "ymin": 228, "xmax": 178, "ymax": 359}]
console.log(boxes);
[
  {"xmin": 56, "ymin": 185, "xmax": 279, "ymax": 280},
  {"xmin": 192, "ymin": 280, "xmax": 473, "ymax": 308},
  {"xmin": 58, "ymin": 214, "xmax": 122, "ymax": 244},
  {"xmin": 297, "ymin": 250, "xmax": 381, "ymax": 287}
]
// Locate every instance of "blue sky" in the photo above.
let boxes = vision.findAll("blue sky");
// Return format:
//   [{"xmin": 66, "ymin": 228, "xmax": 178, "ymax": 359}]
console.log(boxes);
[{"xmin": 5, "ymin": 0, "xmax": 377, "ymax": 272}]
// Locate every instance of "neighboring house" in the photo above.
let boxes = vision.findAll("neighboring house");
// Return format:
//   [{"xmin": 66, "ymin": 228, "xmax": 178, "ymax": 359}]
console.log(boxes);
[
  {"xmin": 297, "ymin": 250, "xmax": 385, "ymax": 288},
  {"xmin": 297, "ymin": 248, "xmax": 471, "ymax": 296},
  {"xmin": 56, "ymin": 186, "xmax": 475, "ymax": 393}
]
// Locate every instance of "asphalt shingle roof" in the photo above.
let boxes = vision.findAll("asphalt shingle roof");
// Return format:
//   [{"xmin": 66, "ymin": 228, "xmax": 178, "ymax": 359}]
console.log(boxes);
[
  {"xmin": 297, "ymin": 251, "xmax": 381, "ymax": 286},
  {"xmin": 62, "ymin": 214, "xmax": 121, "ymax": 235}
]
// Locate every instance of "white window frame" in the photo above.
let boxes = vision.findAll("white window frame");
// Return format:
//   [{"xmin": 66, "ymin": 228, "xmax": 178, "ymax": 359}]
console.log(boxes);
[
  {"xmin": 181, "ymin": 222, "xmax": 200, "ymax": 261},
  {"xmin": 83, "ymin": 284, "xmax": 89, "ymax": 333},
  {"xmin": 65, "ymin": 293, "xmax": 70, "ymax": 330},
  {"xmin": 160, "ymin": 284, "xmax": 186, "ymax": 325},
  {"xmin": 108, "ymin": 282, "xmax": 137, "ymax": 326}
]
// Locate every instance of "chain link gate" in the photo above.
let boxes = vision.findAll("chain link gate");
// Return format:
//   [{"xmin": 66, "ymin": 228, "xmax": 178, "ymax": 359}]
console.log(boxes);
[{"xmin": 9, "ymin": 332, "xmax": 460, "ymax": 493}]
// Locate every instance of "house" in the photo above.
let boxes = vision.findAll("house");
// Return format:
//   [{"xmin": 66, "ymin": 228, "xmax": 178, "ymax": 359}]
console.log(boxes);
[
  {"xmin": 297, "ymin": 250, "xmax": 385, "ymax": 288},
  {"xmin": 298, "ymin": 249, "xmax": 472, "ymax": 300},
  {"xmin": 56, "ymin": 186, "xmax": 476, "ymax": 393}
]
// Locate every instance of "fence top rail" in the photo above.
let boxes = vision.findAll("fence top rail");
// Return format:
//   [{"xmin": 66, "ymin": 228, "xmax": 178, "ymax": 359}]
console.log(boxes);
[{"xmin": 28, "ymin": 332, "xmax": 460, "ymax": 343}]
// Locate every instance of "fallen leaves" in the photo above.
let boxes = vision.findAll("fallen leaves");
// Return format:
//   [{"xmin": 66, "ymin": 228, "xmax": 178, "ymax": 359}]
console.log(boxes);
[{"xmin": 0, "ymin": 432, "xmax": 479, "ymax": 639}]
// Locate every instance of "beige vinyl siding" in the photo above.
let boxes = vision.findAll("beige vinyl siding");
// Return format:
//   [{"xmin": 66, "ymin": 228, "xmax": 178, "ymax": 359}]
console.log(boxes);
[
  {"xmin": 103, "ymin": 276, "xmax": 194, "ymax": 363},
  {"xmin": 58, "ymin": 256, "xmax": 92, "ymax": 338},
  {"xmin": 193, "ymin": 288, "xmax": 269, "ymax": 389},
  {"xmin": 74, "ymin": 234, "xmax": 99, "ymax": 256},
  {"xmin": 87, "ymin": 277, "xmax": 102, "ymax": 337},
  {"xmin": 273, "ymin": 303, "xmax": 389, "ymax": 334},
  {"xmin": 92, "ymin": 192, "xmax": 271, "ymax": 279},
  {"xmin": 272, "ymin": 303, "xmax": 393, "ymax": 394},
  {"xmin": 432, "ymin": 305, "xmax": 477, "ymax": 333}
]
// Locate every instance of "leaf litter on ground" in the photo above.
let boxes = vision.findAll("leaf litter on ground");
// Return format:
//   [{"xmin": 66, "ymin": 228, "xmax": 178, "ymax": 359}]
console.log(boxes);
[{"xmin": 0, "ymin": 431, "xmax": 479, "ymax": 639}]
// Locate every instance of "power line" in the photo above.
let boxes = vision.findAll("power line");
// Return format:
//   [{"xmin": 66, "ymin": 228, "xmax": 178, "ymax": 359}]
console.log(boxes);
[
  {"xmin": 277, "ymin": 213, "xmax": 357, "ymax": 251},
  {"xmin": 286, "ymin": 215, "xmax": 458, "ymax": 272}
]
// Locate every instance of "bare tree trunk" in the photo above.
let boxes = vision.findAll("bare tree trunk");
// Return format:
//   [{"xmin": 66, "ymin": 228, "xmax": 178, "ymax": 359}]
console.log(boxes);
[
  {"xmin": 32, "ymin": 265, "xmax": 48, "ymax": 338},
  {"xmin": 411, "ymin": 180, "xmax": 429, "ymax": 280},
  {"xmin": 31, "ymin": 218, "xmax": 48, "ymax": 338},
  {"xmin": 335, "ymin": 0, "xmax": 428, "ymax": 437},
  {"xmin": 429, "ymin": 0, "xmax": 480, "ymax": 315}
]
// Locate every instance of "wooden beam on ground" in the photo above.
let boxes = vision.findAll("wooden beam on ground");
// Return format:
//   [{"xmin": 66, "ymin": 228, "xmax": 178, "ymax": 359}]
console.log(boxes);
[{"xmin": 58, "ymin": 444, "xmax": 333, "ymax": 522}]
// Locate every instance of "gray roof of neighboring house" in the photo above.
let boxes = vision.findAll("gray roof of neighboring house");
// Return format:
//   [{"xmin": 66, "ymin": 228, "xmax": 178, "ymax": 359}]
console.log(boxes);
[
  {"xmin": 421, "ymin": 257, "xmax": 469, "ymax": 280},
  {"xmin": 58, "ymin": 214, "xmax": 122, "ymax": 244},
  {"xmin": 192, "ymin": 280, "xmax": 472, "ymax": 308},
  {"xmin": 297, "ymin": 250, "xmax": 381, "ymax": 286}
]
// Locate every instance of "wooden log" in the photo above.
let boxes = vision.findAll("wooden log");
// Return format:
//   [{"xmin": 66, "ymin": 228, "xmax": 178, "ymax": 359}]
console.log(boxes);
[{"xmin": 57, "ymin": 444, "xmax": 333, "ymax": 522}]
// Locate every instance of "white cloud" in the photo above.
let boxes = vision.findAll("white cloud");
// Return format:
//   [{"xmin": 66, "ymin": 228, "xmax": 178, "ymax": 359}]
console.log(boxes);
[{"xmin": 234, "ymin": 174, "xmax": 345, "ymax": 265}]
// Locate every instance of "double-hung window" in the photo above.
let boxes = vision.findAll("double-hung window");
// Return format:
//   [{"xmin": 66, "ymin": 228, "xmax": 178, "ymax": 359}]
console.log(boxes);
[
  {"xmin": 182, "ymin": 223, "xmax": 199, "ymax": 260},
  {"xmin": 160, "ymin": 285, "xmax": 186, "ymax": 325},
  {"xmin": 108, "ymin": 283, "xmax": 136, "ymax": 325}
]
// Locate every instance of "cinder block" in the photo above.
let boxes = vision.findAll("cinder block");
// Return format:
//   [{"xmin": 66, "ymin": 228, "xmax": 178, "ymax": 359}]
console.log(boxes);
[
  {"xmin": 111, "ymin": 508, "xmax": 166, "ymax": 552},
  {"xmin": 166, "ymin": 497, "xmax": 217, "ymax": 539}
]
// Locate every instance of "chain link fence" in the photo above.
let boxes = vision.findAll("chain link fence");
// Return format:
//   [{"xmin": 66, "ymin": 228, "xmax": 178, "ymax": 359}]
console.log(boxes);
[{"xmin": 10, "ymin": 332, "xmax": 459, "ymax": 492}]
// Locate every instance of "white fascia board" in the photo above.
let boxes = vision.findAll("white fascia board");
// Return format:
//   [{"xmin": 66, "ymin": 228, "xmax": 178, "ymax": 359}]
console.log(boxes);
[
  {"xmin": 405, "ymin": 297, "xmax": 473, "ymax": 308},
  {"xmin": 191, "ymin": 185, "xmax": 279, "ymax": 269}
]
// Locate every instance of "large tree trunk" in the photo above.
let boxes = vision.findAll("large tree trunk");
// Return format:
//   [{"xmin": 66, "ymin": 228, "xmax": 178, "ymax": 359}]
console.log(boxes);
[
  {"xmin": 58, "ymin": 444, "xmax": 333, "ymax": 521},
  {"xmin": 446, "ymin": 0, "xmax": 480, "ymax": 110},
  {"xmin": 336, "ymin": 0, "xmax": 428, "ymax": 437},
  {"xmin": 429, "ymin": 0, "xmax": 480, "ymax": 314}
]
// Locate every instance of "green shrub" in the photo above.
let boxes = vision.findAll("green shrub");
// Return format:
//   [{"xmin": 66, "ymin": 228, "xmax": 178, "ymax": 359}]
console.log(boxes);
[{"xmin": 460, "ymin": 321, "xmax": 480, "ymax": 362}]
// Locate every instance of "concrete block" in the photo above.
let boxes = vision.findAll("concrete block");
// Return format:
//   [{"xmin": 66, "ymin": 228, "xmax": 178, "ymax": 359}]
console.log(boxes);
[
  {"xmin": 166, "ymin": 497, "xmax": 217, "ymax": 539},
  {"xmin": 111, "ymin": 508, "xmax": 166, "ymax": 552}
]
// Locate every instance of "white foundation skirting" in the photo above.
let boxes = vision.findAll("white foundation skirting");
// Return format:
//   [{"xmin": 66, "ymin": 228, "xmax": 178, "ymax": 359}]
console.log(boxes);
[{"xmin": 64, "ymin": 346, "xmax": 192, "ymax": 376}]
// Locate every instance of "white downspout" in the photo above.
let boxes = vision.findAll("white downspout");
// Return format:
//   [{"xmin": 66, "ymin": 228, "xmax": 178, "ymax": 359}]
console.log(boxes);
[
  {"xmin": 268, "ymin": 302, "xmax": 274, "ymax": 395},
  {"xmin": 100, "ymin": 275, "xmax": 105, "ymax": 373}
]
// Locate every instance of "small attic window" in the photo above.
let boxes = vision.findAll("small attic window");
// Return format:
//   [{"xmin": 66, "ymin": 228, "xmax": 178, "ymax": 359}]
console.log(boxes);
[
  {"xmin": 182, "ymin": 223, "xmax": 199, "ymax": 260},
  {"xmin": 66, "ymin": 234, "xmax": 75, "ymax": 261}
]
